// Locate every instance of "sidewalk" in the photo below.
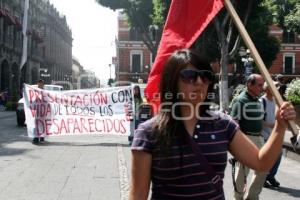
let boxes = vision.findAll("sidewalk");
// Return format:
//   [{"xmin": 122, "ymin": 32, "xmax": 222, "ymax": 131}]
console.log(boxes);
[
  {"xmin": 0, "ymin": 110, "xmax": 15, "ymax": 120},
  {"xmin": 283, "ymin": 130, "xmax": 300, "ymax": 162}
]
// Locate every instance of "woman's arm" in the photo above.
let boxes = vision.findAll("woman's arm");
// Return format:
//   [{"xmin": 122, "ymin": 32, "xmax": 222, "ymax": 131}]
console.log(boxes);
[
  {"xmin": 229, "ymin": 102, "xmax": 295, "ymax": 171},
  {"xmin": 262, "ymin": 121, "xmax": 275, "ymax": 129},
  {"xmin": 129, "ymin": 151, "xmax": 152, "ymax": 200}
]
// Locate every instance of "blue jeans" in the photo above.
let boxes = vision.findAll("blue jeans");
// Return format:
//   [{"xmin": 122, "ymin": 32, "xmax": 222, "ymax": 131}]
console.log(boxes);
[
  {"xmin": 264, "ymin": 138, "xmax": 282, "ymax": 180},
  {"xmin": 267, "ymin": 151, "xmax": 282, "ymax": 180}
]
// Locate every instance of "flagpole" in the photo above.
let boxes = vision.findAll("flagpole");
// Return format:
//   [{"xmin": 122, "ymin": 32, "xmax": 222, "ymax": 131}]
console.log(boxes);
[
  {"xmin": 20, "ymin": 0, "xmax": 29, "ymax": 70},
  {"xmin": 223, "ymin": 0, "xmax": 299, "ymax": 149}
]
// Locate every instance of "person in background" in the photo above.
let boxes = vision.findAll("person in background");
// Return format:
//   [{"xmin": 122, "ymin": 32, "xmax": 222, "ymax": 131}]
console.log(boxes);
[
  {"xmin": 0, "ymin": 91, "xmax": 4, "ymax": 105},
  {"xmin": 260, "ymin": 81, "xmax": 282, "ymax": 188},
  {"xmin": 128, "ymin": 85, "xmax": 144, "ymax": 145},
  {"xmin": 0, "ymin": 88, "xmax": 8, "ymax": 106},
  {"xmin": 129, "ymin": 49, "xmax": 295, "ymax": 200},
  {"xmin": 32, "ymin": 79, "xmax": 45, "ymax": 144},
  {"xmin": 276, "ymin": 74, "xmax": 287, "ymax": 100},
  {"xmin": 133, "ymin": 85, "xmax": 143, "ymax": 129},
  {"xmin": 230, "ymin": 74, "xmax": 268, "ymax": 200}
]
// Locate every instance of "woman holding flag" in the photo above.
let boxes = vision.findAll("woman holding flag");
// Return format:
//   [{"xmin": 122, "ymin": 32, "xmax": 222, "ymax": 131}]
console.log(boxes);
[{"xmin": 129, "ymin": 49, "xmax": 295, "ymax": 200}]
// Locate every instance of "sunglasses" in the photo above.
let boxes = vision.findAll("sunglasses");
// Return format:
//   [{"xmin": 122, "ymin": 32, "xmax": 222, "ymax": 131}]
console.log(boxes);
[{"xmin": 180, "ymin": 69, "xmax": 214, "ymax": 84}]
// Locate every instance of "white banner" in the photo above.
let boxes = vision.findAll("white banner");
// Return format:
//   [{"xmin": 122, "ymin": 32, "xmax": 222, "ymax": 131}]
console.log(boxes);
[{"xmin": 23, "ymin": 85, "xmax": 133, "ymax": 137}]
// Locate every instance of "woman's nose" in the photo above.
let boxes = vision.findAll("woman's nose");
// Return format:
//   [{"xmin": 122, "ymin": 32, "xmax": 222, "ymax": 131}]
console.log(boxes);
[{"xmin": 195, "ymin": 76, "xmax": 205, "ymax": 85}]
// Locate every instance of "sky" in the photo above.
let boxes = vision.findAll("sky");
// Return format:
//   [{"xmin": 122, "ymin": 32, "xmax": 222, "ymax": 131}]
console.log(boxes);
[{"xmin": 48, "ymin": 0, "xmax": 118, "ymax": 84}]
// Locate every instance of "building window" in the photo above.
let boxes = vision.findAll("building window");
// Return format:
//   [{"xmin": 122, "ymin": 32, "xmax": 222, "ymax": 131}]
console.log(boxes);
[
  {"xmin": 283, "ymin": 53, "xmax": 295, "ymax": 74},
  {"xmin": 129, "ymin": 27, "xmax": 142, "ymax": 41},
  {"xmin": 282, "ymin": 30, "xmax": 295, "ymax": 43},
  {"xmin": 132, "ymin": 54, "xmax": 141, "ymax": 73},
  {"xmin": 130, "ymin": 50, "xmax": 143, "ymax": 73}
]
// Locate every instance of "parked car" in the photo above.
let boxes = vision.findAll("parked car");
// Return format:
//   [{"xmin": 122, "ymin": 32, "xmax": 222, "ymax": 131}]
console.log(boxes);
[{"xmin": 16, "ymin": 84, "xmax": 63, "ymax": 126}]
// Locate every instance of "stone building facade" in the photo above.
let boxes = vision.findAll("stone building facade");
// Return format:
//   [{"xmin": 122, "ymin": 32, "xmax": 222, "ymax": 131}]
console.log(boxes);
[
  {"xmin": 0, "ymin": 0, "xmax": 72, "ymax": 99},
  {"xmin": 72, "ymin": 56, "xmax": 83, "ymax": 90}
]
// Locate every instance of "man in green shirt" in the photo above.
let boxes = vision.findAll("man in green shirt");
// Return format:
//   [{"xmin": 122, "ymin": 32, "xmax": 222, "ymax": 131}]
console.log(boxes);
[{"xmin": 231, "ymin": 74, "xmax": 266, "ymax": 200}]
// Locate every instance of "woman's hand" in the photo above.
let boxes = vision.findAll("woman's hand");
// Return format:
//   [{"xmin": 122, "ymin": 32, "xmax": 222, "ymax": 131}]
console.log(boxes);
[{"xmin": 276, "ymin": 102, "xmax": 296, "ymax": 128}]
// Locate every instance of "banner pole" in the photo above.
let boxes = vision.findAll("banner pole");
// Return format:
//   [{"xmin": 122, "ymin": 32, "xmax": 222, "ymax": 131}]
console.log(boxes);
[{"xmin": 224, "ymin": 0, "xmax": 299, "ymax": 149}]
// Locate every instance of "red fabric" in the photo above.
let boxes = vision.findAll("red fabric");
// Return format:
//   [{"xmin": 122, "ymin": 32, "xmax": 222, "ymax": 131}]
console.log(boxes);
[{"xmin": 145, "ymin": 0, "xmax": 224, "ymax": 113}]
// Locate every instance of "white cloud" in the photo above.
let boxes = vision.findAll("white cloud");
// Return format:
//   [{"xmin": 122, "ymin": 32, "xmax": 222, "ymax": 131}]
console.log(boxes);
[{"xmin": 48, "ymin": 0, "xmax": 117, "ymax": 83}]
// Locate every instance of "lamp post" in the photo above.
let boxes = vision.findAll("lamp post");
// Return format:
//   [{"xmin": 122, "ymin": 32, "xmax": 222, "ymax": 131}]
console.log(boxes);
[
  {"xmin": 109, "ymin": 64, "xmax": 112, "ymax": 79},
  {"xmin": 108, "ymin": 64, "xmax": 114, "ymax": 86}
]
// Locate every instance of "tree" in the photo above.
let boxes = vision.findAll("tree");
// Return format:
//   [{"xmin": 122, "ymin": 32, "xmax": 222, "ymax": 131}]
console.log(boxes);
[
  {"xmin": 151, "ymin": 0, "xmax": 279, "ymax": 111},
  {"xmin": 193, "ymin": 0, "xmax": 280, "ymax": 111},
  {"xmin": 97, "ymin": 0, "xmax": 280, "ymax": 111},
  {"xmin": 263, "ymin": 0, "xmax": 299, "ymax": 34},
  {"xmin": 96, "ymin": 0, "xmax": 170, "ymax": 57},
  {"xmin": 285, "ymin": 3, "xmax": 300, "ymax": 33}
]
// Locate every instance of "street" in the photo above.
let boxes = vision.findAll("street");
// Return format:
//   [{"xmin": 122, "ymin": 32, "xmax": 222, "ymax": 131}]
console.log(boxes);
[{"xmin": 0, "ymin": 111, "xmax": 300, "ymax": 200}]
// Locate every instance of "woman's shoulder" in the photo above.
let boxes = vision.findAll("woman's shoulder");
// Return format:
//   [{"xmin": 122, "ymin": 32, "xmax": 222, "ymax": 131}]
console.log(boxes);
[
  {"xmin": 131, "ymin": 117, "xmax": 158, "ymax": 152},
  {"xmin": 203, "ymin": 111, "xmax": 239, "ymax": 141},
  {"xmin": 205, "ymin": 110, "xmax": 234, "ymax": 123},
  {"xmin": 134, "ymin": 116, "xmax": 159, "ymax": 139},
  {"xmin": 138, "ymin": 116, "xmax": 158, "ymax": 130}
]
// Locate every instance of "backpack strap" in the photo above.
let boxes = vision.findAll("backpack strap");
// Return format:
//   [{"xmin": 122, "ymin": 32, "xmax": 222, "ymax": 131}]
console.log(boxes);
[
  {"xmin": 183, "ymin": 130, "xmax": 223, "ymax": 192},
  {"xmin": 262, "ymin": 97, "xmax": 267, "ymax": 121}
]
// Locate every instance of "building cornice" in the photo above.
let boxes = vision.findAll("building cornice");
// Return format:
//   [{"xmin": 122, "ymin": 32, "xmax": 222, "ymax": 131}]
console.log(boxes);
[
  {"xmin": 281, "ymin": 44, "xmax": 300, "ymax": 52},
  {"xmin": 281, "ymin": 43, "xmax": 300, "ymax": 47},
  {"xmin": 117, "ymin": 42, "xmax": 148, "ymax": 49},
  {"xmin": 119, "ymin": 72, "xmax": 149, "ymax": 75},
  {"xmin": 119, "ymin": 28, "xmax": 130, "ymax": 31},
  {"xmin": 270, "ymin": 30, "xmax": 283, "ymax": 34}
]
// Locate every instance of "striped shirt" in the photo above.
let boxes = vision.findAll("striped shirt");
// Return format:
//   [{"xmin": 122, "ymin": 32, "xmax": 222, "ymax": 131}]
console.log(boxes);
[{"xmin": 131, "ymin": 112, "xmax": 238, "ymax": 200}]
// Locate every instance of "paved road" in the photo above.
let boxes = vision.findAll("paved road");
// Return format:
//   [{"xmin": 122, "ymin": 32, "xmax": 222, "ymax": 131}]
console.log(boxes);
[{"xmin": 0, "ymin": 111, "xmax": 300, "ymax": 200}]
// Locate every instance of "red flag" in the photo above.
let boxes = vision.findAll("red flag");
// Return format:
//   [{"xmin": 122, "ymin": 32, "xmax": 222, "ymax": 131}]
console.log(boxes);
[{"xmin": 145, "ymin": 0, "xmax": 224, "ymax": 112}]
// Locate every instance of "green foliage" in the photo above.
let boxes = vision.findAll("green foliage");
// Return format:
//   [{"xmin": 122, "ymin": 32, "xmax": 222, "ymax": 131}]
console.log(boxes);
[
  {"xmin": 5, "ymin": 101, "xmax": 16, "ymax": 111},
  {"xmin": 194, "ymin": 0, "xmax": 280, "ymax": 67},
  {"xmin": 242, "ymin": 1, "xmax": 280, "ymax": 68},
  {"xmin": 11, "ymin": 87, "xmax": 20, "ymax": 102},
  {"xmin": 285, "ymin": 79, "xmax": 300, "ymax": 105},
  {"xmin": 97, "ymin": 0, "xmax": 281, "ymax": 69},
  {"xmin": 250, "ymin": 31, "xmax": 280, "ymax": 68},
  {"xmin": 285, "ymin": 3, "xmax": 300, "ymax": 33},
  {"xmin": 193, "ymin": 23, "xmax": 220, "ymax": 62},
  {"xmin": 96, "ymin": 0, "xmax": 153, "ymax": 31},
  {"xmin": 152, "ymin": 0, "xmax": 168, "ymax": 27},
  {"xmin": 95, "ymin": 0, "xmax": 129, "ymax": 10},
  {"xmin": 96, "ymin": 0, "xmax": 161, "ymax": 55},
  {"xmin": 263, "ymin": 0, "xmax": 299, "ymax": 33},
  {"xmin": 262, "ymin": 0, "xmax": 298, "ymax": 26}
]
